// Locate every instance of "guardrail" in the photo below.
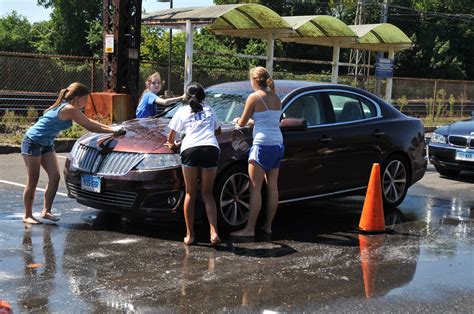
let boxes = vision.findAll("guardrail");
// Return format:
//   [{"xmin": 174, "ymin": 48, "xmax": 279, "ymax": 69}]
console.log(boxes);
[{"xmin": 0, "ymin": 91, "xmax": 57, "ymax": 115}]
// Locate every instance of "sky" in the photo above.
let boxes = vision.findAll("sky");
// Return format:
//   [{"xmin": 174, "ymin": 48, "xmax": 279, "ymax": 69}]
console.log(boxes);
[{"xmin": 0, "ymin": 0, "xmax": 214, "ymax": 23}]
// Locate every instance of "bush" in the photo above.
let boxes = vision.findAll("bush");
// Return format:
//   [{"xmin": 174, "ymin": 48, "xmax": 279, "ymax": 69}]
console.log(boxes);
[
  {"xmin": 58, "ymin": 122, "xmax": 87, "ymax": 138},
  {"xmin": 0, "ymin": 110, "xmax": 21, "ymax": 132},
  {"xmin": 26, "ymin": 106, "xmax": 38, "ymax": 122}
]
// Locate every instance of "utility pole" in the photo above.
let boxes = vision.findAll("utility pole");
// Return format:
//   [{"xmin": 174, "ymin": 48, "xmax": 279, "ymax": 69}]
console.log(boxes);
[
  {"xmin": 348, "ymin": 0, "xmax": 368, "ymax": 86},
  {"xmin": 103, "ymin": 0, "xmax": 142, "ymax": 104},
  {"xmin": 375, "ymin": 0, "xmax": 389, "ymax": 97}
]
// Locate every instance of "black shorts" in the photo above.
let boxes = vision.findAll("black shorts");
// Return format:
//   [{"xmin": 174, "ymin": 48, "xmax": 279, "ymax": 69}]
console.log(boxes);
[{"xmin": 180, "ymin": 146, "xmax": 220, "ymax": 169}]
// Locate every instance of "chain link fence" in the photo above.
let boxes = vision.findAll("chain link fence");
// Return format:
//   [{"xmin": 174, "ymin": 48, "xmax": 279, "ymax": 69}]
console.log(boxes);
[{"xmin": 1, "ymin": 51, "xmax": 473, "ymax": 123}]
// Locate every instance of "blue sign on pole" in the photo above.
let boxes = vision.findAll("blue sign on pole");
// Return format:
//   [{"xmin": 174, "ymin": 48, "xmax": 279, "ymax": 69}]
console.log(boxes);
[{"xmin": 375, "ymin": 57, "xmax": 394, "ymax": 78}]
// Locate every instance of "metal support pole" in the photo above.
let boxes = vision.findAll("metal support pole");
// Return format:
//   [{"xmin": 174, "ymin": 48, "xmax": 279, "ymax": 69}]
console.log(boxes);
[
  {"xmin": 331, "ymin": 42, "xmax": 340, "ymax": 83},
  {"xmin": 376, "ymin": 0, "xmax": 389, "ymax": 96},
  {"xmin": 385, "ymin": 47, "xmax": 394, "ymax": 103},
  {"xmin": 167, "ymin": 0, "xmax": 173, "ymax": 97},
  {"xmin": 266, "ymin": 33, "xmax": 274, "ymax": 76},
  {"xmin": 184, "ymin": 20, "xmax": 193, "ymax": 90}
]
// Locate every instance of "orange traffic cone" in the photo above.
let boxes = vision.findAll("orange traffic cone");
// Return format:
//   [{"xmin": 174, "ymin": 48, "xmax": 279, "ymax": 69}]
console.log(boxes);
[
  {"xmin": 0, "ymin": 300, "xmax": 12, "ymax": 314},
  {"xmin": 358, "ymin": 163, "xmax": 386, "ymax": 233},
  {"xmin": 359, "ymin": 234, "xmax": 385, "ymax": 298}
]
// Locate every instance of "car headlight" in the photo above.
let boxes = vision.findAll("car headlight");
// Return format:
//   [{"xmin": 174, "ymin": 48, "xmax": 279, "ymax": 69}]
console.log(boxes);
[
  {"xmin": 431, "ymin": 132, "xmax": 447, "ymax": 144},
  {"xmin": 135, "ymin": 154, "xmax": 181, "ymax": 170}
]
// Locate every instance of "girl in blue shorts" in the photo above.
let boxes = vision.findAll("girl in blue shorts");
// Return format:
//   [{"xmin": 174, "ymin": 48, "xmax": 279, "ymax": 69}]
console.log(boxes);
[
  {"xmin": 167, "ymin": 82, "xmax": 221, "ymax": 245},
  {"xmin": 231, "ymin": 66, "xmax": 284, "ymax": 237},
  {"xmin": 21, "ymin": 82, "xmax": 125, "ymax": 224}
]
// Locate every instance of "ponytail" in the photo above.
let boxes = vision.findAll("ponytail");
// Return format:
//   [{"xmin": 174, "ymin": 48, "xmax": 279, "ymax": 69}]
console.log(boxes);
[
  {"xmin": 266, "ymin": 77, "xmax": 275, "ymax": 93},
  {"xmin": 45, "ymin": 82, "xmax": 89, "ymax": 113},
  {"xmin": 188, "ymin": 95, "xmax": 203, "ymax": 113},
  {"xmin": 184, "ymin": 82, "xmax": 205, "ymax": 114},
  {"xmin": 45, "ymin": 88, "xmax": 68, "ymax": 113}
]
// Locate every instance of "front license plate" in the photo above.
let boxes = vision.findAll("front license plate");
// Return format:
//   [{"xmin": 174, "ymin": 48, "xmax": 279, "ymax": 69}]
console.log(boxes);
[
  {"xmin": 455, "ymin": 150, "xmax": 474, "ymax": 162},
  {"xmin": 81, "ymin": 174, "xmax": 101, "ymax": 193}
]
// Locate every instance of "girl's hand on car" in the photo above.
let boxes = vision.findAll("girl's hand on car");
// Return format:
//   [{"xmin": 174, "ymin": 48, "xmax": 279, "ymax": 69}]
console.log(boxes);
[
  {"xmin": 165, "ymin": 140, "xmax": 180, "ymax": 151},
  {"xmin": 113, "ymin": 126, "xmax": 126, "ymax": 136}
]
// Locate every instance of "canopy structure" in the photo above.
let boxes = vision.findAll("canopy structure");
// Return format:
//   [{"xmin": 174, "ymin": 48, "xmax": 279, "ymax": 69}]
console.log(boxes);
[
  {"xmin": 143, "ymin": 5, "xmax": 412, "ymax": 101},
  {"xmin": 341, "ymin": 23, "xmax": 412, "ymax": 52},
  {"xmin": 340, "ymin": 23, "xmax": 413, "ymax": 101},
  {"xmin": 142, "ymin": 4, "xmax": 294, "ymax": 87},
  {"xmin": 280, "ymin": 15, "xmax": 357, "ymax": 83}
]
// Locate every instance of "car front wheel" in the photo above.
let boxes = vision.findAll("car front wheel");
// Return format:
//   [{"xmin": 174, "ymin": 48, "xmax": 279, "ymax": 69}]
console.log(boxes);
[
  {"xmin": 382, "ymin": 155, "xmax": 409, "ymax": 208},
  {"xmin": 214, "ymin": 166, "xmax": 251, "ymax": 231}
]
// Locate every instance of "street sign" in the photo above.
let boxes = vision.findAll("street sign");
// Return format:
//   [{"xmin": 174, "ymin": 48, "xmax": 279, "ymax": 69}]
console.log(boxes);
[{"xmin": 375, "ymin": 57, "xmax": 394, "ymax": 78}]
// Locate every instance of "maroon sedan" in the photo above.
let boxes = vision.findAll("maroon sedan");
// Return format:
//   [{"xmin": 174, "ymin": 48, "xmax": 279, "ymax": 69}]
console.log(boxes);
[{"xmin": 64, "ymin": 81, "xmax": 427, "ymax": 230}]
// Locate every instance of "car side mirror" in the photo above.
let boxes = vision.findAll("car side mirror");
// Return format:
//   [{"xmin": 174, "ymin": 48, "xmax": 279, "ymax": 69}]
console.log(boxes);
[{"xmin": 280, "ymin": 118, "xmax": 308, "ymax": 132}]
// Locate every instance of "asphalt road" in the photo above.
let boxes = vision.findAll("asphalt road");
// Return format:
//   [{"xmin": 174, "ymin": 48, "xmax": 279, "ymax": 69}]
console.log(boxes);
[{"xmin": 0, "ymin": 153, "xmax": 473, "ymax": 312}]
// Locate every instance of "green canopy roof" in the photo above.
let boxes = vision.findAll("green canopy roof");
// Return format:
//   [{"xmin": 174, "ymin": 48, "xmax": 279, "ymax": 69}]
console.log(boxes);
[
  {"xmin": 280, "ymin": 15, "xmax": 357, "ymax": 46},
  {"xmin": 142, "ymin": 4, "xmax": 294, "ymax": 39},
  {"xmin": 341, "ymin": 23, "xmax": 413, "ymax": 52}
]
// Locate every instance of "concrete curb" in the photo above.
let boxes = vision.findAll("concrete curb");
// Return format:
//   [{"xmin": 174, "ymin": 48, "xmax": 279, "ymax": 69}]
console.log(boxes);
[{"xmin": 0, "ymin": 139, "xmax": 76, "ymax": 154}]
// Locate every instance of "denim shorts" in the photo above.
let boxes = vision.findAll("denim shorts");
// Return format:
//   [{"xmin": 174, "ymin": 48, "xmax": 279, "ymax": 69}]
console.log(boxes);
[
  {"xmin": 180, "ymin": 146, "xmax": 220, "ymax": 168},
  {"xmin": 21, "ymin": 136, "xmax": 55, "ymax": 156},
  {"xmin": 248, "ymin": 144, "xmax": 285, "ymax": 171}
]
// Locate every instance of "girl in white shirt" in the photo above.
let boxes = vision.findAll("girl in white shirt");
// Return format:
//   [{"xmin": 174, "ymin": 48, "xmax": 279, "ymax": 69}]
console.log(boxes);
[{"xmin": 167, "ymin": 82, "xmax": 221, "ymax": 245}]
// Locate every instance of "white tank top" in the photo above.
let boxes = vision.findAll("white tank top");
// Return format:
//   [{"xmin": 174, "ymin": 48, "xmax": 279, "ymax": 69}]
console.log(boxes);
[{"xmin": 252, "ymin": 95, "xmax": 283, "ymax": 145}]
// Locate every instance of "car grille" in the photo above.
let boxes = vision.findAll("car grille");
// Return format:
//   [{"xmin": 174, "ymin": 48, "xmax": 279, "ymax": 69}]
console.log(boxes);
[
  {"xmin": 74, "ymin": 144, "xmax": 144, "ymax": 175},
  {"xmin": 67, "ymin": 182, "xmax": 137, "ymax": 208},
  {"xmin": 448, "ymin": 135, "xmax": 469, "ymax": 148},
  {"xmin": 98, "ymin": 152, "xmax": 144, "ymax": 175}
]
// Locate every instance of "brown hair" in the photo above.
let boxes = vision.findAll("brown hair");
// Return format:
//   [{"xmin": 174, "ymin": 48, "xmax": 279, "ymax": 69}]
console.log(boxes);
[
  {"xmin": 249, "ymin": 66, "xmax": 275, "ymax": 93},
  {"xmin": 46, "ymin": 82, "xmax": 89, "ymax": 113}
]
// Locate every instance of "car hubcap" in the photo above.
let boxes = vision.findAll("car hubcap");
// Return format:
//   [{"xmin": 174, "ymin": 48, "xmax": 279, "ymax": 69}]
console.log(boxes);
[
  {"xmin": 383, "ymin": 160, "xmax": 407, "ymax": 203},
  {"xmin": 219, "ymin": 173, "xmax": 250, "ymax": 226}
]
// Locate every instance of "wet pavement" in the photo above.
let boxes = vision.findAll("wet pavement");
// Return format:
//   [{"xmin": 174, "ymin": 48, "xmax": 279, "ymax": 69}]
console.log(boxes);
[{"xmin": 0, "ymin": 154, "xmax": 473, "ymax": 312}]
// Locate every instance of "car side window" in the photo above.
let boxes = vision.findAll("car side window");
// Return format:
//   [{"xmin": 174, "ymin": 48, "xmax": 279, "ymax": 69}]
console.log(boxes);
[
  {"xmin": 329, "ymin": 92, "xmax": 376, "ymax": 123},
  {"xmin": 360, "ymin": 98, "xmax": 377, "ymax": 118},
  {"xmin": 283, "ymin": 93, "xmax": 326, "ymax": 127}
]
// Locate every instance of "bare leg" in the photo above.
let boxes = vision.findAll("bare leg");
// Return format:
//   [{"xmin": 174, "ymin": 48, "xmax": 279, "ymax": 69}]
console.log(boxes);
[
  {"xmin": 22, "ymin": 155, "xmax": 42, "ymax": 224},
  {"xmin": 40, "ymin": 152, "xmax": 61, "ymax": 221},
  {"xmin": 200, "ymin": 167, "xmax": 220, "ymax": 244},
  {"xmin": 231, "ymin": 162, "xmax": 265, "ymax": 237},
  {"xmin": 261, "ymin": 168, "xmax": 280, "ymax": 234},
  {"xmin": 182, "ymin": 166, "xmax": 199, "ymax": 245}
]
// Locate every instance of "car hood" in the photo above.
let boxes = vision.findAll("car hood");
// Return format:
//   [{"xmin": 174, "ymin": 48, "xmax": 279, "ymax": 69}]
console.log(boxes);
[
  {"xmin": 436, "ymin": 119, "xmax": 474, "ymax": 135},
  {"xmin": 77, "ymin": 118, "xmax": 237, "ymax": 154},
  {"xmin": 78, "ymin": 118, "xmax": 173, "ymax": 154}
]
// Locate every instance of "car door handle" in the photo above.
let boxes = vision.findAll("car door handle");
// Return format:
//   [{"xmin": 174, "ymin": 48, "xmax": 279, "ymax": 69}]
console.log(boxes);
[
  {"xmin": 372, "ymin": 129, "xmax": 385, "ymax": 136},
  {"xmin": 320, "ymin": 136, "xmax": 332, "ymax": 143}
]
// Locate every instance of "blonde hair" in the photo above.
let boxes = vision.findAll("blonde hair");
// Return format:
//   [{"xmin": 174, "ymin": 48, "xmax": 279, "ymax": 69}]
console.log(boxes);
[
  {"xmin": 249, "ymin": 66, "xmax": 275, "ymax": 93},
  {"xmin": 138, "ymin": 72, "xmax": 162, "ymax": 104},
  {"xmin": 46, "ymin": 82, "xmax": 89, "ymax": 113}
]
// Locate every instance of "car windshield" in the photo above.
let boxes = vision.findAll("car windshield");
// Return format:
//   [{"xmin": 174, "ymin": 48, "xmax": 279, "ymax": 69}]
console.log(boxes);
[{"xmin": 163, "ymin": 89, "xmax": 287, "ymax": 123}]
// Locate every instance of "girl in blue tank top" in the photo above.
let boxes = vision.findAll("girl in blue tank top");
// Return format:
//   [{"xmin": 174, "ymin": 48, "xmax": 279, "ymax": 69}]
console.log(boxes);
[
  {"xmin": 21, "ymin": 82, "xmax": 126, "ymax": 225},
  {"xmin": 231, "ymin": 66, "xmax": 284, "ymax": 238}
]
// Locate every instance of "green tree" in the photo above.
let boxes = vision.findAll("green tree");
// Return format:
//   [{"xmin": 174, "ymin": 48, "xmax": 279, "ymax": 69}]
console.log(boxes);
[
  {"xmin": 31, "ymin": 20, "xmax": 56, "ymax": 54},
  {"xmin": 390, "ymin": 0, "xmax": 474, "ymax": 80},
  {"xmin": 37, "ymin": 0, "xmax": 102, "ymax": 56},
  {"xmin": 0, "ymin": 11, "xmax": 34, "ymax": 52}
]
